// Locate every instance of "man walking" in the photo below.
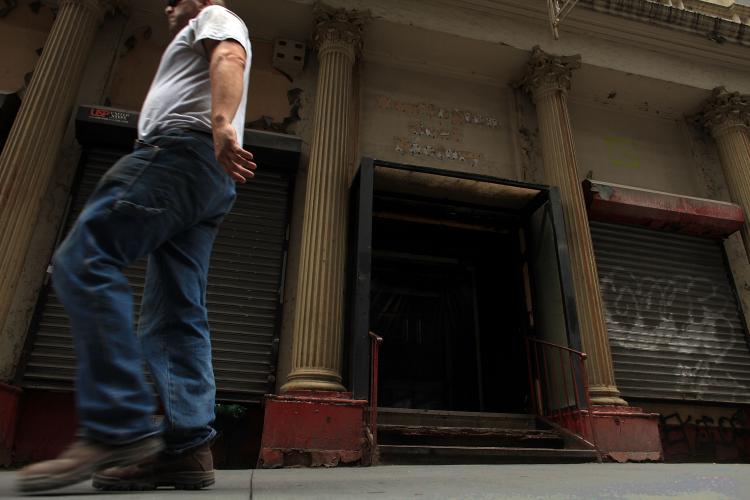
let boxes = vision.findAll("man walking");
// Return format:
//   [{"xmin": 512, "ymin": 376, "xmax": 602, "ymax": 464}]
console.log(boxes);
[{"xmin": 17, "ymin": 0, "xmax": 253, "ymax": 493}]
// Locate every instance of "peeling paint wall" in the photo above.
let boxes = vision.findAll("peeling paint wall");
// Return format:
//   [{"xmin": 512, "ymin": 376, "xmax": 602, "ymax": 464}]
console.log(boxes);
[
  {"xmin": 105, "ymin": 20, "xmax": 308, "ymax": 130},
  {"xmin": 246, "ymin": 41, "xmax": 305, "ymax": 128},
  {"xmin": 0, "ymin": 0, "xmax": 53, "ymax": 93},
  {"xmin": 510, "ymin": 89, "xmax": 543, "ymax": 184}
]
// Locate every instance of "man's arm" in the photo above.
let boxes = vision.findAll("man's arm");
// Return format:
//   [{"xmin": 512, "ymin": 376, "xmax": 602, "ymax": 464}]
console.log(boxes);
[{"xmin": 204, "ymin": 38, "xmax": 256, "ymax": 183}]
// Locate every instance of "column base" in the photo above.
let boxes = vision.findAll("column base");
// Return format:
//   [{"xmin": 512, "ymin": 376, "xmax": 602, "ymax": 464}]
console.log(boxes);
[
  {"xmin": 591, "ymin": 406, "xmax": 663, "ymax": 462},
  {"xmin": 258, "ymin": 391, "xmax": 367, "ymax": 468},
  {"xmin": 281, "ymin": 368, "xmax": 346, "ymax": 393},
  {"xmin": 0, "ymin": 383, "xmax": 22, "ymax": 466},
  {"xmin": 589, "ymin": 384, "xmax": 628, "ymax": 407}
]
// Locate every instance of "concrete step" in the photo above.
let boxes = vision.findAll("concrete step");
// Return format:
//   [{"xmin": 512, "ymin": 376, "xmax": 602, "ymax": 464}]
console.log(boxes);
[
  {"xmin": 377, "ymin": 445, "xmax": 600, "ymax": 465},
  {"xmin": 378, "ymin": 425, "xmax": 565, "ymax": 449},
  {"xmin": 376, "ymin": 408, "xmax": 537, "ymax": 430}
]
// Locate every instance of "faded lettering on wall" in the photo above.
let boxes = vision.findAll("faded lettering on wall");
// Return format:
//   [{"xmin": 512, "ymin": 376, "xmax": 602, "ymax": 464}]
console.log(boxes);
[
  {"xmin": 374, "ymin": 95, "xmax": 499, "ymax": 168},
  {"xmin": 604, "ymin": 135, "xmax": 641, "ymax": 169}
]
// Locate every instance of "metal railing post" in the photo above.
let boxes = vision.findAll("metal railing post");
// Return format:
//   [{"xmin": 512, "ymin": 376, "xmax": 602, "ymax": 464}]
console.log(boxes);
[
  {"xmin": 525, "ymin": 337, "xmax": 538, "ymax": 415},
  {"xmin": 579, "ymin": 353, "xmax": 598, "ymax": 448},
  {"xmin": 368, "ymin": 331, "xmax": 383, "ymax": 456}
]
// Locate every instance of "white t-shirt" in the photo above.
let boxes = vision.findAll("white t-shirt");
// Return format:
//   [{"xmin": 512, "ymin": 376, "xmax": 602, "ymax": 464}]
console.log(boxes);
[{"xmin": 138, "ymin": 6, "xmax": 252, "ymax": 144}]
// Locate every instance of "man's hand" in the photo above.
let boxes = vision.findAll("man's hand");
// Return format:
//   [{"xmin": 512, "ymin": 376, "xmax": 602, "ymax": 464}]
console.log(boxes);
[{"xmin": 213, "ymin": 122, "xmax": 256, "ymax": 183}]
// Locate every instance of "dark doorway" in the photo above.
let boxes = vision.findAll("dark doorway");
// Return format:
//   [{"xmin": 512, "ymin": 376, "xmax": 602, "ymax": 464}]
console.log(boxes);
[
  {"xmin": 370, "ymin": 193, "xmax": 529, "ymax": 413},
  {"xmin": 346, "ymin": 159, "xmax": 582, "ymax": 418}
]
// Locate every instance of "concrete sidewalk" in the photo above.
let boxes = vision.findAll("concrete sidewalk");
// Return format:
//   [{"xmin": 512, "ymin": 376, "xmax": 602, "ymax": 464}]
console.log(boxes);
[{"xmin": 1, "ymin": 463, "xmax": 748, "ymax": 499}]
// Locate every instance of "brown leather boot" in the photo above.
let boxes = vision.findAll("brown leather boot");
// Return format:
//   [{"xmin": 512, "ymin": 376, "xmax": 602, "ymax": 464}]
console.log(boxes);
[
  {"xmin": 16, "ymin": 436, "xmax": 164, "ymax": 494},
  {"xmin": 92, "ymin": 442, "xmax": 215, "ymax": 490}
]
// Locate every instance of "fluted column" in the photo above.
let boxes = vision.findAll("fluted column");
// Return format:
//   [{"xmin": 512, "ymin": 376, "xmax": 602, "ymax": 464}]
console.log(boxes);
[
  {"xmin": 0, "ymin": 0, "xmax": 112, "ymax": 341},
  {"xmin": 519, "ymin": 47, "xmax": 627, "ymax": 406},
  {"xmin": 281, "ymin": 5, "xmax": 366, "ymax": 392},
  {"xmin": 695, "ymin": 88, "xmax": 750, "ymax": 260}
]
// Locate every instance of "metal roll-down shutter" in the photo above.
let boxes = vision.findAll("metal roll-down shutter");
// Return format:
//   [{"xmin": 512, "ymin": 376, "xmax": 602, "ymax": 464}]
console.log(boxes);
[
  {"xmin": 591, "ymin": 221, "xmax": 750, "ymax": 404},
  {"xmin": 20, "ymin": 146, "xmax": 292, "ymax": 403}
]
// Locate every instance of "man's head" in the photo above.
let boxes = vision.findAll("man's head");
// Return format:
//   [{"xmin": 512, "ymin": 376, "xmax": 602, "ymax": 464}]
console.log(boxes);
[{"xmin": 165, "ymin": 0, "xmax": 227, "ymax": 36}]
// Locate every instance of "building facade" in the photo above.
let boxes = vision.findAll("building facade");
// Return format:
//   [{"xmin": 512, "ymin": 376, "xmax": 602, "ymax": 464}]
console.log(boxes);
[{"xmin": 1, "ymin": 0, "xmax": 750, "ymax": 466}]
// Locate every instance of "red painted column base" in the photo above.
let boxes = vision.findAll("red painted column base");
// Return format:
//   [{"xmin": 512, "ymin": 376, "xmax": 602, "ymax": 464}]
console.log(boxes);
[
  {"xmin": 258, "ymin": 391, "xmax": 367, "ymax": 468},
  {"xmin": 591, "ymin": 406, "xmax": 663, "ymax": 462},
  {"xmin": 0, "ymin": 383, "xmax": 22, "ymax": 467}
]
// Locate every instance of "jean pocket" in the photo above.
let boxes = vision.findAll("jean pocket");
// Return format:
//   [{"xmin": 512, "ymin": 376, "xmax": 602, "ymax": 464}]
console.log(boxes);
[{"xmin": 109, "ymin": 161, "xmax": 174, "ymax": 218}]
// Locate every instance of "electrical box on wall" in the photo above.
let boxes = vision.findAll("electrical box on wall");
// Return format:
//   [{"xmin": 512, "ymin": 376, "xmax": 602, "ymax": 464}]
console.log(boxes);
[{"xmin": 272, "ymin": 39, "xmax": 306, "ymax": 79}]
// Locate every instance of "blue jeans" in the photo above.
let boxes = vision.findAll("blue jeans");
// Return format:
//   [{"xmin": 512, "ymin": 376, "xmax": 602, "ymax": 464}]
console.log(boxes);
[{"xmin": 52, "ymin": 129, "xmax": 236, "ymax": 453}]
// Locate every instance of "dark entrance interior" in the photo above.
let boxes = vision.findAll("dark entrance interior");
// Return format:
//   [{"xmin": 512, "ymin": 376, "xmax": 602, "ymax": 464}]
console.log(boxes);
[{"xmin": 370, "ymin": 192, "xmax": 529, "ymax": 414}]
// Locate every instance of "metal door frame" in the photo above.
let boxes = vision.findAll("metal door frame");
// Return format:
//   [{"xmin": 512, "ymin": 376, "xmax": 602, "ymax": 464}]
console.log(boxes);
[{"xmin": 346, "ymin": 157, "xmax": 582, "ymax": 400}]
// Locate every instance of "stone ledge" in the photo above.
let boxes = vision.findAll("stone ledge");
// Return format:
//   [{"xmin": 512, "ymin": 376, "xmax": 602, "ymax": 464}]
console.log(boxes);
[{"xmin": 581, "ymin": 0, "xmax": 750, "ymax": 46}]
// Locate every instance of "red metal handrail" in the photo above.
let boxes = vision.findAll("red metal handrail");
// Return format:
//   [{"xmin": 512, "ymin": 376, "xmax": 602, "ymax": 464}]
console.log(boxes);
[
  {"xmin": 525, "ymin": 338, "xmax": 588, "ymax": 358},
  {"xmin": 367, "ymin": 331, "xmax": 383, "ymax": 459},
  {"xmin": 525, "ymin": 337, "xmax": 598, "ymax": 450}
]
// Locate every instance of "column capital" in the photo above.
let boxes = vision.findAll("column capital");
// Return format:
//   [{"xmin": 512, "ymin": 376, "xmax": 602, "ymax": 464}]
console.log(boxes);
[
  {"xmin": 517, "ymin": 46, "xmax": 581, "ymax": 102},
  {"xmin": 694, "ymin": 87, "xmax": 750, "ymax": 139},
  {"xmin": 313, "ymin": 2, "xmax": 369, "ymax": 60}
]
